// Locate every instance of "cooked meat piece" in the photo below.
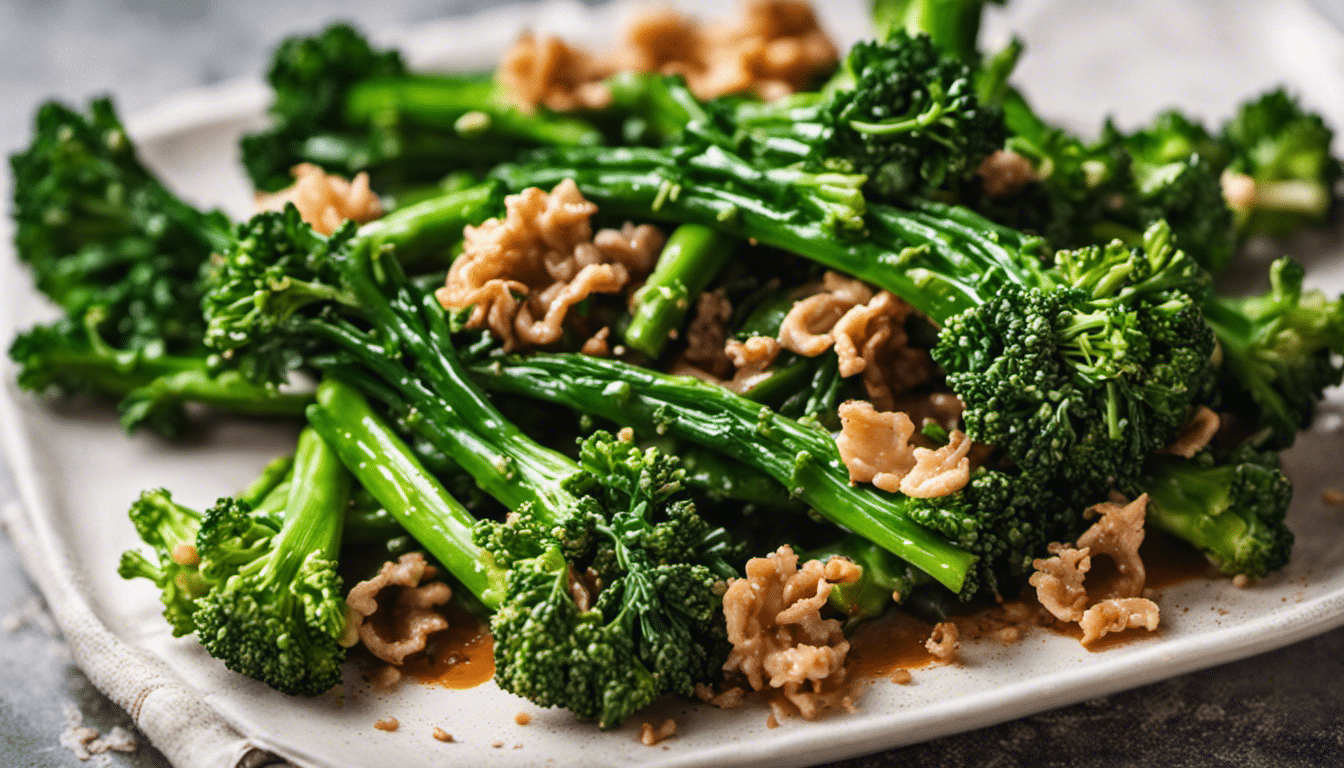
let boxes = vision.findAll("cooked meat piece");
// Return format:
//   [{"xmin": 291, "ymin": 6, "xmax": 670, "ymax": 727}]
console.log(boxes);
[
  {"xmin": 437, "ymin": 180, "xmax": 663, "ymax": 350},
  {"xmin": 1161, "ymin": 406, "xmax": 1220, "ymax": 458},
  {"xmin": 498, "ymin": 32, "xmax": 614, "ymax": 113},
  {"xmin": 1029, "ymin": 543, "xmax": 1093, "ymax": 623},
  {"xmin": 976, "ymin": 150, "xmax": 1037, "ymax": 198},
  {"xmin": 1077, "ymin": 494, "xmax": 1149, "ymax": 600},
  {"xmin": 256, "ymin": 163, "xmax": 383, "ymax": 235},
  {"xmin": 722, "ymin": 545, "xmax": 859, "ymax": 720},
  {"xmin": 899, "ymin": 430, "xmax": 972, "ymax": 498},
  {"xmin": 346, "ymin": 552, "xmax": 453, "ymax": 665},
  {"xmin": 778, "ymin": 272, "xmax": 932, "ymax": 410},
  {"xmin": 924, "ymin": 621, "xmax": 960, "ymax": 664},
  {"xmin": 1079, "ymin": 598, "xmax": 1160, "ymax": 645}
]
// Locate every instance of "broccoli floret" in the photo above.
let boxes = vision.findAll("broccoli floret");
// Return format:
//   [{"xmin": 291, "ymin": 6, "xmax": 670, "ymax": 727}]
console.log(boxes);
[
  {"xmin": 240, "ymin": 23, "xmax": 407, "ymax": 192},
  {"xmin": 1088, "ymin": 114, "xmax": 1237, "ymax": 274},
  {"xmin": 10, "ymin": 98, "xmax": 232, "ymax": 349},
  {"xmin": 729, "ymin": 32, "xmax": 1005, "ymax": 201},
  {"xmin": 1203, "ymin": 257, "xmax": 1344, "ymax": 449},
  {"xmin": 482, "ymin": 432, "xmax": 732, "ymax": 728},
  {"xmin": 905, "ymin": 467, "xmax": 1087, "ymax": 598},
  {"xmin": 963, "ymin": 121, "xmax": 1127, "ymax": 251},
  {"xmin": 934, "ymin": 221, "xmax": 1216, "ymax": 490},
  {"xmin": 117, "ymin": 489, "xmax": 209, "ymax": 637},
  {"xmin": 191, "ymin": 427, "xmax": 352, "ymax": 696},
  {"xmin": 817, "ymin": 33, "xmax": 1006, "ymax": 200},
  {"xmin": 119, "ymin": 455, "xmax": 293, "ymax": 636},
  {"xmin": 1135, "ymin": 451, "xmax": 1294, "ymax": 579},
  {"xmin": 7, "ymin": 98, "xmax": 315, "ymax": 435},
  {"xmin": 970, "ymin": 107, "xmax": 1236, "ymax": 273},
  {"xmin": 1221, "ymin": 88, "xmax": 1342, "ymax": 237}
]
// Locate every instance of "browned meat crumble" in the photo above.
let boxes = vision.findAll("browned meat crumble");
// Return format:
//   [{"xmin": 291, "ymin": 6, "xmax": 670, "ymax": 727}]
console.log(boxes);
[
  {"xmin": 778, "ymin": 272, "xmax": 932, "ymax": 410},
  {"xmin": 1161, "ymin": 406, "xmax": 1220, "ymax": 458},
  {"xmin": 436, "ymin": 180, "xmax": 663, "ymax": 351},
  {"xmin": 499, "ymin": 1, "xmax": 837, "ymax": 112},
  {"xmin": 345, "ymin": 552, "xmax": 453, "ymax": 665},
  {"xmin": 639, "ymin": 719, "xmax": 677, "ymax": 746},
  {"xmin": 722, "ymin": 545, "xmax": 860, "ymax": 720},
  {"xmin": 1029, "ymin": 495, "xmax": 1162, "ymax": 645},
  {"xmin": 255, "ymin": 163, "xmax": 383, "ymax": 235},
  {"xmin": 836, "ymin": 401, "xmax": 971, "ymax": 497}
]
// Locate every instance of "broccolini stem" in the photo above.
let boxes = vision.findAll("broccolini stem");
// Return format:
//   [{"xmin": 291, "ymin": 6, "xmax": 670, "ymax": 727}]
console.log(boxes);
[
  {"xmin": 345, "ymin": 75, "xmax": 603, "ymax": 147},
  {"xmin": 491, "ymin": 149, "xmax": 1045, "ymax": 321},
  {"xmin": 300, "ymin": 245, "xmax": 580, "ymax": 520},
  {"xmin": 1136, "ymin": 455, "xmax": 1293, "ymax": 578},
  {"xmin": 356, "ymin": 181, "xmax": 502, "ymax": 269},
  {"xmin": 603, "ymin": 72, "xmax": 705, "ymax": 142},
  {"xmin": 122, "ymin": 368, "xmax": 314, "ymax": 418},
  {"xmin": 307, "ymin": 379, "xmax": 506, "ymax": 608},
  {"xmin": 257, "ymin": 427, "xmax": 351, "ymax": 584},
  {"xmin": 238, "ymin": 455, "xmax": 294, "ymax": 508},
  {"xmin": 624, "ymin": 224, "xmax": 737, "ymax": 357},
  {"xmin": 470, "ymin": 353, "xmax": 977, "ymax": 593}
]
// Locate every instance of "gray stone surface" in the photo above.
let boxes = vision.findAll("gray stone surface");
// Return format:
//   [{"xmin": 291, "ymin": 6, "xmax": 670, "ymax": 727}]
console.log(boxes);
[{"xmin": 2, "ymin": 1, "xmax": 1344, "ymax": 767}]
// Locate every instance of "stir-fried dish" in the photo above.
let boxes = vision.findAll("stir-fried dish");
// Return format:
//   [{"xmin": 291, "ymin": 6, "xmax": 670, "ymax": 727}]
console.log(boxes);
[{"xmin": 9, "ymin": 0, "xmax": 1344, "ymax": 735}]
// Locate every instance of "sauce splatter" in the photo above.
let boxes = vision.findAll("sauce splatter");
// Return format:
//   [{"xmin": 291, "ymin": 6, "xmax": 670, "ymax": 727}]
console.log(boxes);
[
  {"xmin": 847, "ymin": 610, "xmax": 937, "ymax": 677},
  {"xmin": 848, "ymin": 528, "xmax": 1217, "ymax": 674},
  {"xmin": 404, "ymin": 604, "xmax": 495, "ymax": 689},
  {"xmin": 1141, "ymin": 530, "xmax": 1220, "ymax": 588}
]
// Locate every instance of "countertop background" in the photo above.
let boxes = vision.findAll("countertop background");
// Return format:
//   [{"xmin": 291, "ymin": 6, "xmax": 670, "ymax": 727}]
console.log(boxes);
[{"xmin": 3, "ymin": 1, "xmax": 1344, "ymax": 766}]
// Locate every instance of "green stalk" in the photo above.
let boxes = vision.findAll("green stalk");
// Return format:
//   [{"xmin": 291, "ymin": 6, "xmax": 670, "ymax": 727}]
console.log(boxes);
[
  {"xmin": 491, "ymin": 148, "xmax": 1045, "ymax": 322},
  {"xmin": 296, "ymin": 243, "xmax": 580, "ymax": 521},
  {"xmin": 346, "ymin": 75, "xmax": 603, "ymax": 147},
  {"xmin": 307, "ymin": 379, "xmax": 506, "ymax": 608},
  {"xmin": 238, "ymin": 455, "xmax": 295, "ymax": 508},
  {"xmin": 259, "ymin": 427, "xmax": 351, "ymax": 584},
  {"xmin": 121, "ymin": 369, "xmax": 314, "ymax": 418},
  {"xmin": 470, "ymin": 353, "xmax": 976, "ymax": 593},
  {"xmin": 356, "ymin": 181, "xmax": 502, "ymax": 268},
  {"xmin": 624, "ymin": 224, "xmax": 737, "ymax": 357}
]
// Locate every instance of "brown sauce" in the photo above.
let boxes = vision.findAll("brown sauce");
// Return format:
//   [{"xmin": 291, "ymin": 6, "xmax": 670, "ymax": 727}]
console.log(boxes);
[
  {"xmin": 847, "ymin": 610, "xmax": 938, "ymax": 677},
  {"xmin": 848, "ymin": 529, "xmax": 1218, "ymax": 674},
  {"xmin": 403, "ymin": 604, "xmax": 495, "ymax": 689},
  {"xmin": 1140, "ymin": 529, "xmax": 1221, "ymax": 588}
]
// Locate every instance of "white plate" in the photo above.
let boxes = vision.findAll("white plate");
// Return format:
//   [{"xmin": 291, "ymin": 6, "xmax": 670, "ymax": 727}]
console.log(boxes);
[{"xmin": 4, "ymin": 1, "xmax": 1344, "ymax": 767}]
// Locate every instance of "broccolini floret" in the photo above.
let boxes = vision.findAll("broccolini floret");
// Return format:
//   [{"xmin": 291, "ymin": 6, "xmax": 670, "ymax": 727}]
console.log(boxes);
[
  {"xmin": 1099, "ymin": 115, "xmax": 1236, "ymax": 274},
  {"xmin": 1221, "ymin": 88, "xmax": 1342, "ymax": 237},
  {"xmin": 7, "ymin": 98, "xmax": 311, "ymax": 435},
  {"xmin": 191, "ymin": 427, "xmax": 352, "ymax": 696},
  {"xmin": 1135, "ymin": 450, "xmax": 1294, "ymax": 579},
  {"xmin": 730, "ymin": 32, "xmax": 1006, "ymax": 201},
  {"xmin": 1202, "ymin": 257, "xmax": 1344, "ymax": 449},
  {"xmin": 119, "ymin": 455, "xmax": 293, "ymax": 637},
  {"xmin": 117, "ymin": 489, "xmax": 210, "ymax": 637},
  {"xmin": 816, "ymin": 33, "xmax": 1006, "ymax": 200}
]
